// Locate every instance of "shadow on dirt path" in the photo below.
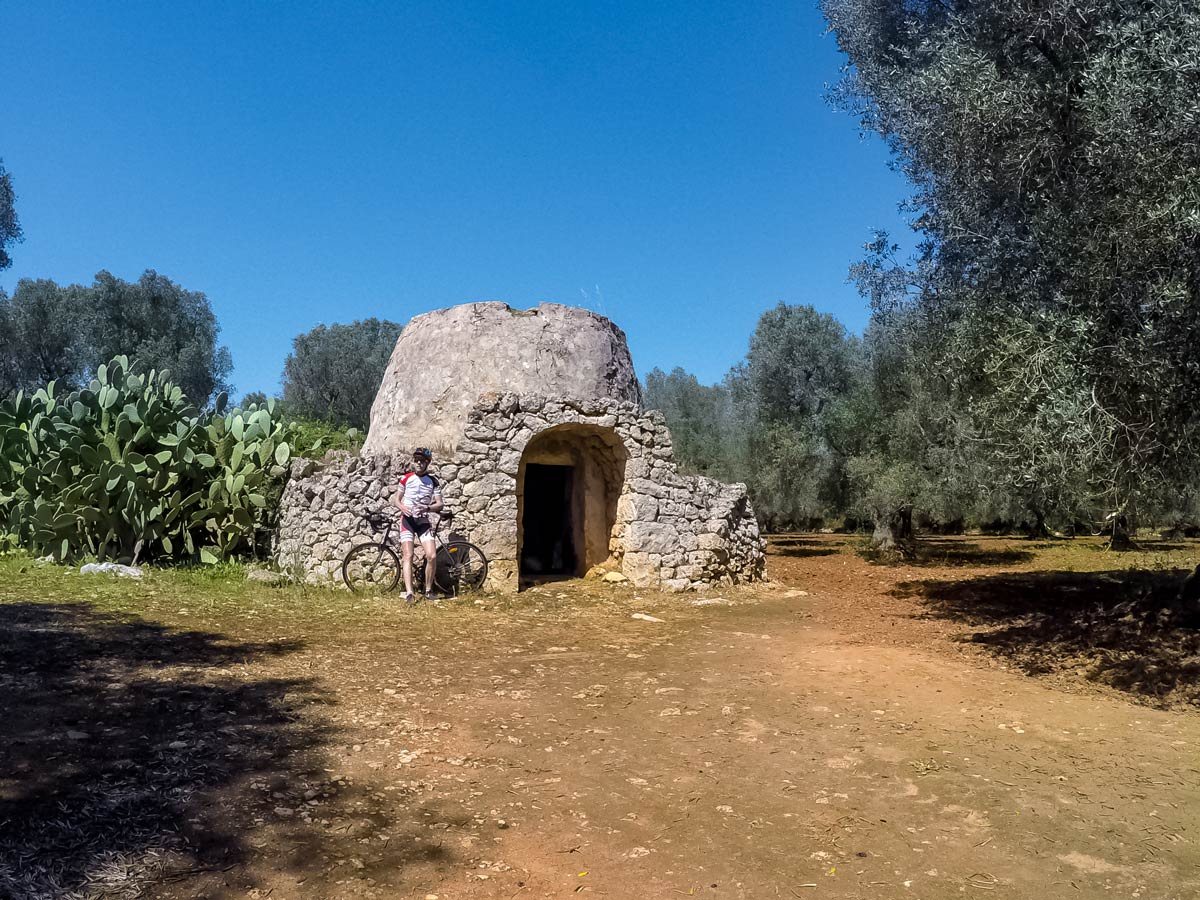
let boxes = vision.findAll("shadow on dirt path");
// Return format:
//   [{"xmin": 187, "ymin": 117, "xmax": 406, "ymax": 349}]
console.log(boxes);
[
  {"xmin": 904, "ymin": 539, "xmax": 1037, "ymax": 568},
  {"xmin": 766, "ymin": 536, "xmax": 841, "ymax": 558},
  {"xmin": 0, "ymin": 601, "xmax": 445, "ymax": 899},
  {"xmin": 894, "ymin": 569, "xmax": 1200, "ymax": 706}
]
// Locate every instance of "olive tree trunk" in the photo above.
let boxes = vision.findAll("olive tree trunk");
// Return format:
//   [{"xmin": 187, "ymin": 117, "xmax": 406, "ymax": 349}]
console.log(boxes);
[{"xmin": 870, "ymin": 505, "xmax": 914, "ymax": 558}]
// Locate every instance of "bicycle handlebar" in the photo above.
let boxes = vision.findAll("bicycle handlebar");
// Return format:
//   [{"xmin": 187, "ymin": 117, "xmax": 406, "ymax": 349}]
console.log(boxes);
[{"xmin": 361, "ymin": 508, "xmax": 455, "ymax": 531}]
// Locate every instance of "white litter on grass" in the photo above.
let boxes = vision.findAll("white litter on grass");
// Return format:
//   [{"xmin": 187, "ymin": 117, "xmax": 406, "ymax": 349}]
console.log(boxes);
[
  {"xmin": 80, "ymin": 562, "xmax": 143, "ymax": 578},
  {"xmin": 631, "ymin": 613, "xmax": 664, "ymax": 623},
  {"xmin": 690, "ymin": 597, "xmax": 733, "ymax": 607}
]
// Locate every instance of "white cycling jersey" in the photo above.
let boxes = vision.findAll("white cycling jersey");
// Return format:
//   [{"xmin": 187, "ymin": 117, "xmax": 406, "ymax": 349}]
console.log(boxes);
[{"xmin": 396, "ymin": 472, "xmax": 441, "ymax": 516}]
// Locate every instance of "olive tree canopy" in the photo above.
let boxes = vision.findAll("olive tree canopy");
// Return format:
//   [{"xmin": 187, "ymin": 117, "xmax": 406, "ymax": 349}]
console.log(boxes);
[
  {"xmin": 823, "ymin": 0, "xmax": 1200, "ymax": 536},
  {"xmin": 281, "ymin": 318, "xmax": 403, "ymax": 430}
]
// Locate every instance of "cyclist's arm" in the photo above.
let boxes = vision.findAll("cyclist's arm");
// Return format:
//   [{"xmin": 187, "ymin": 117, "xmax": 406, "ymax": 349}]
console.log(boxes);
[{"xmin": 393, "ymin": 474, "xmax": 413, "ymax": 514}]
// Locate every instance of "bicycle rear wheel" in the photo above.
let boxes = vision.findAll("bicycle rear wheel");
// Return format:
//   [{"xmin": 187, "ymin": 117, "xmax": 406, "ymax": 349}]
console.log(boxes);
[
  {"xmin": 342, "ymin": 542, "xmax": 401, "ymax": 593},
  {"xmin": 440, "ymin": 541, "xmax": 489, "ymax": 597}
]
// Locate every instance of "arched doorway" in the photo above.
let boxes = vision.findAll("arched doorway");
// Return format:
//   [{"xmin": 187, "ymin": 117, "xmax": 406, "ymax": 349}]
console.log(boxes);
[{"xmin": 517, "ymin": 424, "xmax": 627, "ymax": 587}]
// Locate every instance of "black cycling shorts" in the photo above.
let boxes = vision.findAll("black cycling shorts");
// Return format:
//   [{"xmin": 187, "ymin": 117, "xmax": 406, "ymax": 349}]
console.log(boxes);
[{"xmin": 399, "ymin": 514, "xmax": 433, "ymax": 543}]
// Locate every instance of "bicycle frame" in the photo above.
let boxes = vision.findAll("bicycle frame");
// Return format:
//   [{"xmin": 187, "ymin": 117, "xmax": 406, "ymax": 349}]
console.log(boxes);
[{"xmin": 365, "ymin": 511, "xmax": 451, "ymax": 555}]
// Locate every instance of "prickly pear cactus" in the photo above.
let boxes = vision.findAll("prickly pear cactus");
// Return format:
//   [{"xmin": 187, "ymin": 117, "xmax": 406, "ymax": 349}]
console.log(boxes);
[{"xmin": 0, "ymin": 356, "xmax": 294, "ymax": 563}]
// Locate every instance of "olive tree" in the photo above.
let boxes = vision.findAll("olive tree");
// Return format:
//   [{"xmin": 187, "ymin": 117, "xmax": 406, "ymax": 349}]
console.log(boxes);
[
  {"xmin": 643, "ymin": 367, "xmax": 739, "ymax": 479},
  {"xmin": 281, "ymin": 318, "xmax": 403, "ymax": 430},
  {"xmin": 0, "ymin": 158, "xmax": 21, "ymax": 271},
  {"xmin": 1, "ymin": 272, "xmax": 232, "ymax": 405},
  {"xmin": 823, "ymin": 0, "xmax": 1200, "ymax": 553}
]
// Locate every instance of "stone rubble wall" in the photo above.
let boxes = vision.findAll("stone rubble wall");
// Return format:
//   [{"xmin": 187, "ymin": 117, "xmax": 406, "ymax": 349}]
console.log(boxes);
[{"xmin": 275, "ymin": 393, "xmax": 765, "ymax": 591}]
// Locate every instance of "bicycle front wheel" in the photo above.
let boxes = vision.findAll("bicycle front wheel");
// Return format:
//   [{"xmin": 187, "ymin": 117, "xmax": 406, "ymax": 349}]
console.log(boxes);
[
  {"xmin": 440, "ymin": 541, "xmax": 489, "ymax": 596},
  {"xmin": 342, "ymin": 542, "xmax": 401, "ymax": 593}
]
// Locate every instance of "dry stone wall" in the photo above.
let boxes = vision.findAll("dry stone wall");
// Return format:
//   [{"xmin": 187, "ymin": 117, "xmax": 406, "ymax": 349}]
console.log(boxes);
[{"xmin": 275, "ymin": 393, "xmax": 765, "ymax": 591}]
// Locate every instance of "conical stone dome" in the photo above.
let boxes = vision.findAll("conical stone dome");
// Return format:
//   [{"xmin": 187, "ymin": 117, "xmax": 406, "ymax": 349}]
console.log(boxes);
[{"xmin": 362, "ymin": 302, "xmax": 642, "ymax": 456}]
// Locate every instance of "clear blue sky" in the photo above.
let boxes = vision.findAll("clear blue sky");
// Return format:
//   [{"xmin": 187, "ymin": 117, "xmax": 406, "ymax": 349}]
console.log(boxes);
[{"xmin": 2, "ymin": 1, "xmax": 913, "ymax": 397}]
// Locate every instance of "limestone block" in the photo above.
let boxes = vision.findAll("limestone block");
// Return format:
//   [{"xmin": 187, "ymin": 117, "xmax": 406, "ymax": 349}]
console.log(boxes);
[
  {"xmin": 463, "ymin": 425, "xmax": 492, "ymax": 441},
  {"xmin": 488, "ymin": 559, "xmax": 519, "ymax": 591},
  {"xmin": 277, "ymin": 387, "xmax": 766, "ymax": 590},
  {"xmin": 621, "ymin": 552, "xmax": 660, "ymax": 588},
  {"xmin": 616, "ymin": 494, "xmax": 658, "ymax": 523},
  {"xmin": 484, "ymin": 414, "xmax": 513, "ymax": 432},
  {"xmin": 704, "ymin": 519, "xmax": 732, "ymax": 536},
  {"xmin": 624, "ymin": 459, "xmax": 651, "ymax": 480},
  {"xmin": 629, "ymin": 477, "xmax": 669, "ymax": 500},
  {"xmin": 498, "ymin": 449, "xmax": 522, "ymax": 476},
  {"xmin": 457, "ymin": 439, "xmax": 490, "ymax": 456},
  {"xmin": 625, "ymin": 522, "xmax": 678, "ymax": 555}
]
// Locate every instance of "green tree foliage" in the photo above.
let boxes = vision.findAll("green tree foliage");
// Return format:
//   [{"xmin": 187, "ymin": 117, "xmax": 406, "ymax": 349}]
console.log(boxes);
[
  {"xmin": 90, "ymin": 270, "xmax": 234, "ymax": 406},
  {"xmin": 0, "ymin": 357, "xmax": 293, "ymax": 562},
  {"xmin": 736, "ymin": 303, "xmax": 863, "ymax": 527},
  {"xmin": 0, "ymin": 158, "xmax": 21, "ymax": 271},
  {"xmin": 646, "ymin": 304, "xmax": 866, "ymax": 531},
  {"xmin": 0, "ymin": 279, "xmax": 91, "ymax": 397},
  {"xmin": 823, "ymin": 0, "xmax": 1200, "ymax": 542},
  {"xmin": 0, "ymin": 271, "xmax": 233, "ymax": 405},
  {"xmin": 643, "ymin": 367, "xmax": 738, "ymax": 478},
  {"xmin": 838, "ymin": 234, "xmax": 979, "ymax": 552},
  {"xmin": 742, "ymin": 303, "xmax": 860, "ymax": 428},
  {"xmin": 281, "ymin": 318, "xmax": 402, "ymax": 429}
]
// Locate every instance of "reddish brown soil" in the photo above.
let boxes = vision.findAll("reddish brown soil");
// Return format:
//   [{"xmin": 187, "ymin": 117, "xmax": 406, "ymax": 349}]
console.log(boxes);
[{"xmin": 3, "ymin": 535, "xmax": 1198, "ymax": 899}]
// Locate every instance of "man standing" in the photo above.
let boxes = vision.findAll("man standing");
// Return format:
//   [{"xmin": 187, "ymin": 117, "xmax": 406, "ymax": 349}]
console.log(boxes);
[{"xmin": 393, "ymin": 447, "xmax": 444, "ymax": 602}]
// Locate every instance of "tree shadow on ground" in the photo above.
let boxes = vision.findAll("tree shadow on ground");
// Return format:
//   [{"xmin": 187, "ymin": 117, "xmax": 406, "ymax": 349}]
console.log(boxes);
[
  {"xmin": 894, "ymin": 570, "xmax": 1200, "ymax": 706},
  {"xmin": 0, "ymin": 601, "xmax": 445, "ymax": 899},
  {"xmin": 767, "ymin": 536, "xmax": 841, "ymax": 559},
  {"xmin": 903, "ymin": 539, "xmax": 1036, "ymax": 568}
]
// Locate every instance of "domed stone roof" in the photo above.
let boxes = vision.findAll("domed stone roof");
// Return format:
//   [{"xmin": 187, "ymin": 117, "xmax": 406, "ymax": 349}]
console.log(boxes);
[{"xmin": 362, "ymin": 302, "xmax": 642, "ymax": 456}]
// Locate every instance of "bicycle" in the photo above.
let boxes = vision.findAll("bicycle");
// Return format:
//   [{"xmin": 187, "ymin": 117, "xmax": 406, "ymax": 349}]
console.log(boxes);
[{"xmin": 341, "ymin": 509, "xmax": 489, "ymax": 598}]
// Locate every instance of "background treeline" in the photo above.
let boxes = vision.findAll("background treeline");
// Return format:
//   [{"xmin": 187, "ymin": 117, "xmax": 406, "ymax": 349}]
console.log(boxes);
[
  {"xmin": 1, "ymin": 270, "xmax": 233, "ymax": 406},
  {"xmin": 651, "ymin": 0, "xmax": 1200, "ymax": 554},
  {"xmin": 0, "ymin": 268, "xmax": 398, "ymax": 443}
]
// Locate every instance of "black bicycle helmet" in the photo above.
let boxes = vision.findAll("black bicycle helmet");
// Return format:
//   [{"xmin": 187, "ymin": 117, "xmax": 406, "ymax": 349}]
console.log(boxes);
[{"xmin": 412, "ymin": 447, "xmax": 432, "ymax": 461}]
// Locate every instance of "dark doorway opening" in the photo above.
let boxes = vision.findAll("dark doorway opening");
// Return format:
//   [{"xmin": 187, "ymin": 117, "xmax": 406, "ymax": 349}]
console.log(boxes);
[{"xmin": 520, "ymin": 463, "xmax": 579, "ymax": 582}]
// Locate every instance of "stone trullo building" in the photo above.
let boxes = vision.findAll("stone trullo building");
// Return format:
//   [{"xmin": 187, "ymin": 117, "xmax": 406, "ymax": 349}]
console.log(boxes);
[{"xmin": 275, "ymin": 302, "xmax": 765, "ymax": 591}]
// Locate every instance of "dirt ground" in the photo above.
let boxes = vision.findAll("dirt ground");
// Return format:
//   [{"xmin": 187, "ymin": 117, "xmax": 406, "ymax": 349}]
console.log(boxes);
[{"xmin": 2, "ymin": 535, "xmax": 1198, "ymax": 899}]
